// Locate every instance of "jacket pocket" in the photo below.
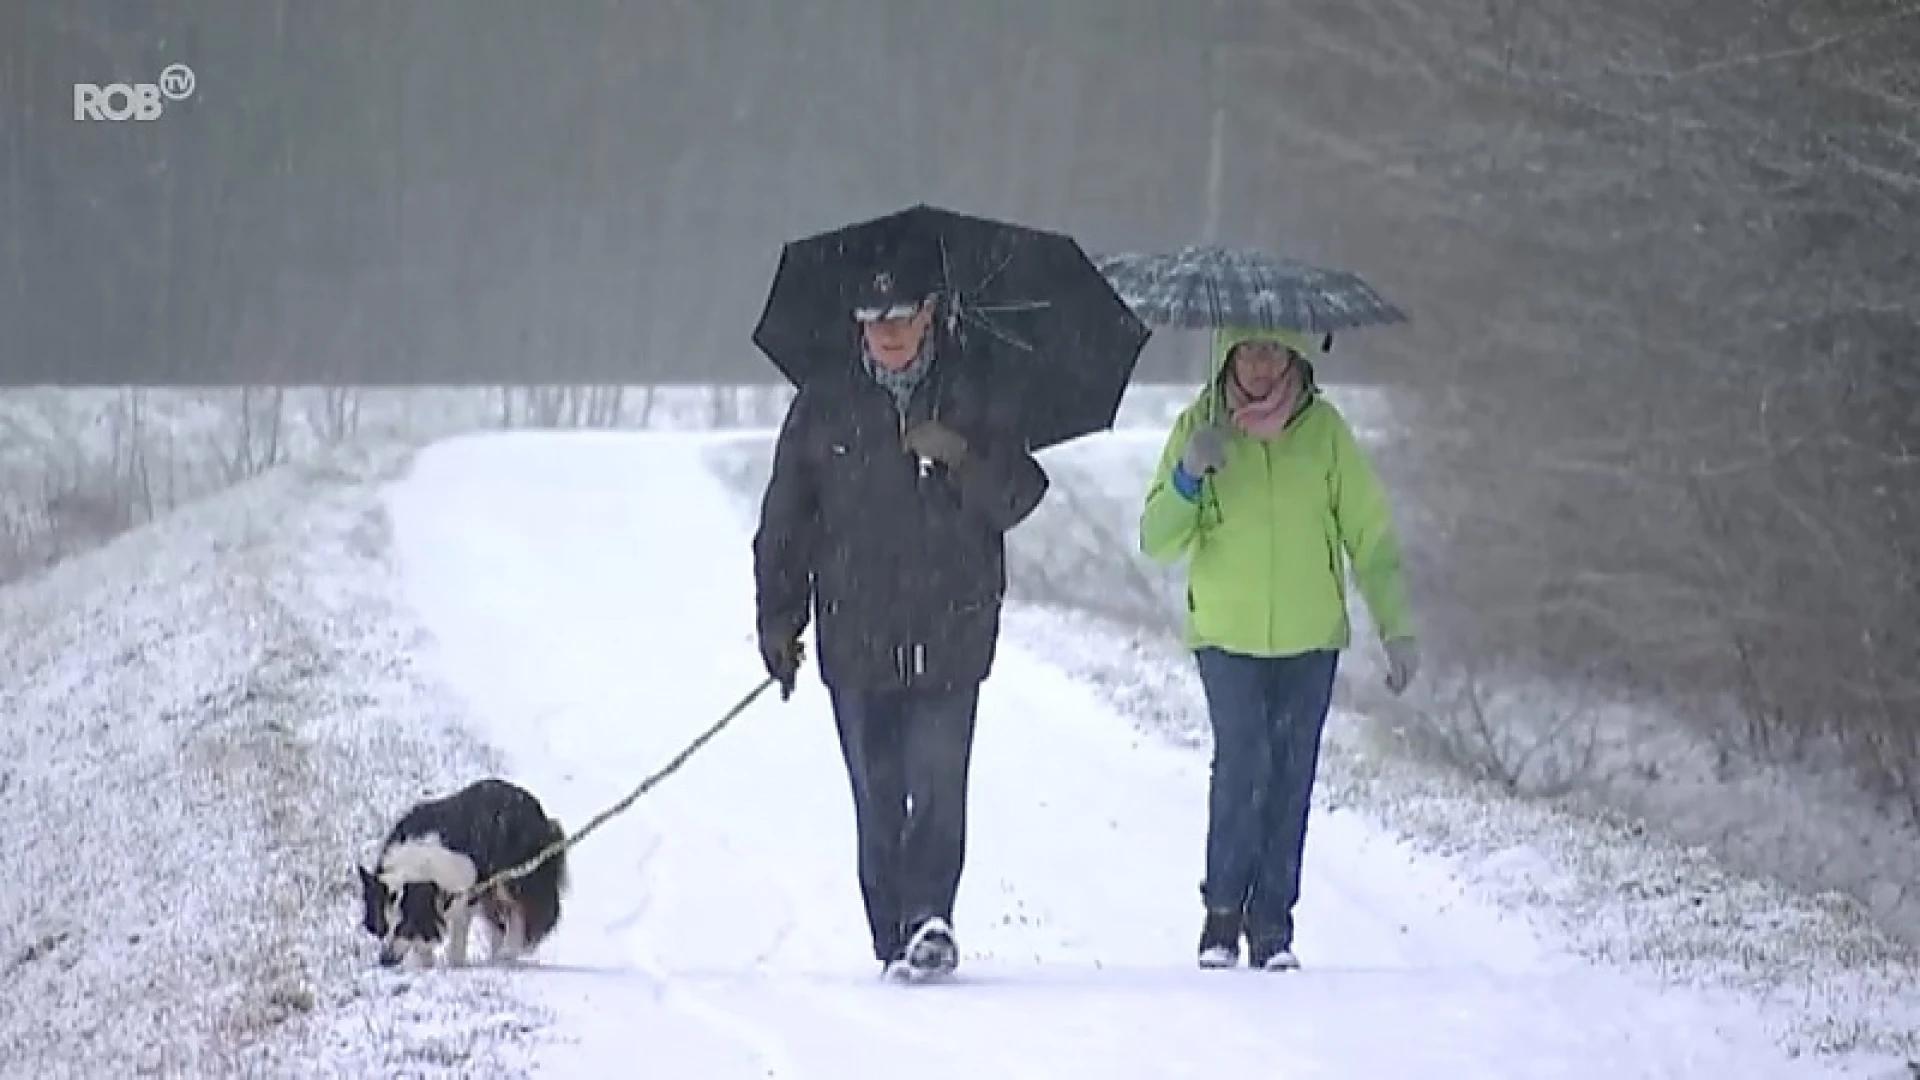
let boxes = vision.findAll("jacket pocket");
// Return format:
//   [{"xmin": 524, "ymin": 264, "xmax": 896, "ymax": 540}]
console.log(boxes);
[{"xmin": 1185, "ymin": 542, "xmax": 1249, "ymax": 646}]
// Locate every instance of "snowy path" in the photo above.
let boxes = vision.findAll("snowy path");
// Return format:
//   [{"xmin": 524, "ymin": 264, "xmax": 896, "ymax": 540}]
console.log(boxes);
[{"xmin": 385, "ymin": 431, "xmax": 1831, "ymax": 1079}]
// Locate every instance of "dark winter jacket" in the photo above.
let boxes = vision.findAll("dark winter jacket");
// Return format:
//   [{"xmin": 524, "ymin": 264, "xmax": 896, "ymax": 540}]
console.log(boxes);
[{"xmin": 752, "ymin": 336, "xmax": 1048, "ymax": 692}]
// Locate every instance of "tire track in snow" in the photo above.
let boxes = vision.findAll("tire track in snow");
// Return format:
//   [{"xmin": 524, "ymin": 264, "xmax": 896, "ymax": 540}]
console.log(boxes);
[
  {"xmin": 612, "ymin": 805, "xmax": 807, "ymax": 1079},
  {"xmin": 602, "ymin": 830, "xmax": 665, "ymax": 937}
]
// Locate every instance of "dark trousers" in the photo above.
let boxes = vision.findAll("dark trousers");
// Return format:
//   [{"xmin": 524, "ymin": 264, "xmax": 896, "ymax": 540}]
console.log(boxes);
[
  {"xmin": 1193, "ymin": 647, "xmax": 1340, "ymax": 949},
  {"xmin": 827, "ymin": 683, "xmax": 981, "ymax": 962}
]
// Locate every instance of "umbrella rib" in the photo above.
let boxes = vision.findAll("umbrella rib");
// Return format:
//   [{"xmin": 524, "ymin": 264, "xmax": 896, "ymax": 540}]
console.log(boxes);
[
  {"xmin": 960, "ymin": 308, "xmax": 1036, "ymax": 353},
  {"xmin": 1102, "ymin": 247, "xmax": 1408, "ymax": 332},
  {"xmin": 971, "ymin": 249, "xmax": 1017, "ymax": 293}
]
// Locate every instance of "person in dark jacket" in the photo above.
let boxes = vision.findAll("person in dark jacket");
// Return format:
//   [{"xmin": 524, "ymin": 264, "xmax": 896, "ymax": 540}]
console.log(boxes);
[{"xmin": 752, "ymin": 250, "xmax": 1049, "ymax": 980}]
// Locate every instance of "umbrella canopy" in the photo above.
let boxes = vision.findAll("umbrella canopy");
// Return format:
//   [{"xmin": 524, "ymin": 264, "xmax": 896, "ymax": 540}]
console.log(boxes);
[
  {"xmin": 1094, "ymin": 245, "xmax": 1408, "ymax": 335},
  {"xmin": 752, "ymin": 204, "xmax": 1152, "ymax": 452}
]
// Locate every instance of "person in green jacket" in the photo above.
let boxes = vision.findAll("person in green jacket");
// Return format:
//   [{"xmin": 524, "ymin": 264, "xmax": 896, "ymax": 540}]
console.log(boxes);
[{"xmin": 1140, "ymin": 324, "xmax": 1419, "ymax": 972}]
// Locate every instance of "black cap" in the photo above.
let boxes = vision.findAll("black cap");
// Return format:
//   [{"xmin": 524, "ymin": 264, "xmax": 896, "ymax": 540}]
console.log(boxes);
[{"xmin": 851, "ymin": 238, "xmax": 942, "ymax": 320}]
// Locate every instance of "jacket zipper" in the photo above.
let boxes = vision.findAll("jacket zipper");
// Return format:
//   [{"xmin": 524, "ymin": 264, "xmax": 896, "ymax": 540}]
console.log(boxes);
[{"xmin": 900, "ymin": 383, "xmax": 918, "ymax": 683}]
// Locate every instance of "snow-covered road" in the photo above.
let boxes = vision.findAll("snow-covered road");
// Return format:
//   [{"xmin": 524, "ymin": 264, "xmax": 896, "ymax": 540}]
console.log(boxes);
[{"xmin": 384, "ymin": 431, "xmax": 1831, "ymax": 1078}]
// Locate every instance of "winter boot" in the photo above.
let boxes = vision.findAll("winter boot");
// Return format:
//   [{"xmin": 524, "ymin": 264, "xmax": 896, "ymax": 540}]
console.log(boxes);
[
  {"xmin": 899, "ymin": 917, "xmax": 959, "ymax": 980},
  {"xmin": 1197, "ymin": 909, "xmax": 1242, "ymax": 969}
]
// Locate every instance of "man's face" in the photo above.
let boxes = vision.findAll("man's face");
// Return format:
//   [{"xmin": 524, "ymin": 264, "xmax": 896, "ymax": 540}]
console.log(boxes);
[
  {"xmin": 1229, "ymin": 340, "xmax": 1294, "ymax": 396},
  {"xmin": 859, "ymin": 298, "xmax": 935, "ymax": 371}
]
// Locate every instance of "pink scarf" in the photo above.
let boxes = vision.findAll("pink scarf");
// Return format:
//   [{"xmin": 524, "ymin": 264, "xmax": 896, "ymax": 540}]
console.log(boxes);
[{"xmin": 1224, "ymin": 360, "xmax": 1304, "ymax": 439}]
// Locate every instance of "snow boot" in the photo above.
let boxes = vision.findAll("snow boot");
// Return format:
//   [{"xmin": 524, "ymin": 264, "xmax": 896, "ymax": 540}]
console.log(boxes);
[
  {"xmin": 898, "ymin": 917, "xmax": 959, "ymax": 980},
  {"xmin": 1197, "ymin": 909, "xmax": 1241, "ymax": 969}
]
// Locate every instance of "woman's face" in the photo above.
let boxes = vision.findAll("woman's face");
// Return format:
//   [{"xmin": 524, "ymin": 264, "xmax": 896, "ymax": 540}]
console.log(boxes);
[{"xmin": 1229, "ymin": 340, "xmax": 1293, "ymax": 396}]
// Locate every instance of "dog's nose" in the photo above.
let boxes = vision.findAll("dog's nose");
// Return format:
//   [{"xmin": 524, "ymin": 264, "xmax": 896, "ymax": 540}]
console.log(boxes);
[{"xmin": 377, "ymin": 948, "xmax": 402, "ymax": 968}]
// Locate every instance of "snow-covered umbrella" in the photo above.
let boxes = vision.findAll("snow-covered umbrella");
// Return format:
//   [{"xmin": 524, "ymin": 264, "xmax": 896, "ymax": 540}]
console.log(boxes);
[{"xmin": 1094, "ymin": 245, "xmax": 1408, "ymax": 345}]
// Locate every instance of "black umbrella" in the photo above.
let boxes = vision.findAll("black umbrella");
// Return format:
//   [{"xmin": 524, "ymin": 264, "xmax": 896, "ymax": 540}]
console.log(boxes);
[
  {"xmin": 1094, "ymin": 245, "xmax": 1408, "ymax": 338},
  {"xmin": 752, "ymin": 204, "xmax": 1152, "ymax": 452}
]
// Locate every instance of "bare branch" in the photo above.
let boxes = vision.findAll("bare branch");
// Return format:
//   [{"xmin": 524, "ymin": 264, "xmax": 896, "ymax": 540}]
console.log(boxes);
[{"xmin": 1609, "ymin": 6, "xmax": 1920, "ymax": 83}]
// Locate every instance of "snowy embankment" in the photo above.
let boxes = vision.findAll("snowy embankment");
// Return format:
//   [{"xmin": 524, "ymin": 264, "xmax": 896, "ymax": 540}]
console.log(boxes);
[
  {"xmin": 377, "ymin": 429, "xmax": 1889, "ymax": 1078},
  {"xmin": 0, "ymin": 444, "xmax": 548, "ymax": 1077}
]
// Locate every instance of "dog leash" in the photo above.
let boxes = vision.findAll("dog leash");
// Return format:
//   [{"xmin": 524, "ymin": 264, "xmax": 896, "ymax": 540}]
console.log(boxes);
[{"xmin": 455, "ymin": 663, "xmax": 788, "ymax": 903}]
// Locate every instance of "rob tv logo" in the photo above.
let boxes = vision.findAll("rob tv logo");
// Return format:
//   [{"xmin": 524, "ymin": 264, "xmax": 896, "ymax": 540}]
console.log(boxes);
[{"xmin": 74, "ymin": 63, "xmax": 196, "ymax": 122}]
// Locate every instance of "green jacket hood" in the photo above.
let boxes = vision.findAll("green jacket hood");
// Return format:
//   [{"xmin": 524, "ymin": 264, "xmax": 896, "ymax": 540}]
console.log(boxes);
[
  {"xmin": 1204, "ymin": 324, "xmax": 1322, "ymax": 424},
  {"xmin": 1208, "ymin": 324, "xmax": 1320, "ymax": 378}
]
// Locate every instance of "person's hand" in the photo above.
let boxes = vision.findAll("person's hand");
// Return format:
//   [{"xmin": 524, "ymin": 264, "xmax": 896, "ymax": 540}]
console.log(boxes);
[
  {"xmin": 758, "ymin": 623, "xmax": 806, "ymax": 701},
  {"xmin": 1383, "ymin": 636, "xmax": 1419, "ymax": 695},
  {"xmin": 903, "ymin": 422, "xmax": 969, "ymax": 465},
  {"xmin": 1180, "ymin": 424, "xmax": 1229, "ymax": 476}
]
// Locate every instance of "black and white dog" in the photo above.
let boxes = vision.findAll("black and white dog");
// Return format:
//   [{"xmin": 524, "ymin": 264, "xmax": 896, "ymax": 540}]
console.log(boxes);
[{"xmin": 357, "ymin": 777, "xmax": 568, "ymax": 969}]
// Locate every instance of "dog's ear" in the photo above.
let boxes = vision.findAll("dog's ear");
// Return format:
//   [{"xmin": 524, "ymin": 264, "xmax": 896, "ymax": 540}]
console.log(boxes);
[{"xmin": 356, "ymin": 864, "xmax": 389, "ymax": 937}]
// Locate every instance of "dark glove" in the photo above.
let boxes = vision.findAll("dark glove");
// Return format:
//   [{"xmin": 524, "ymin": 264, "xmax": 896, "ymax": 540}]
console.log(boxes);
[
  {"xmin": 903, "ymin": 421, "xmax": 970, "ymax": 465},
  {"xmin": 758, "ymin": 623, "xmax": 805, "ymax": 701},
  {"xmin": 1180, "ymin": 424, "xmax": 1229, "ymax": 476}
]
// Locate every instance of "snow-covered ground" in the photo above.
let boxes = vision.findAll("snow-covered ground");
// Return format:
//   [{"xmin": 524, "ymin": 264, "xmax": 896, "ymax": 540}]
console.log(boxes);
[
  {"xmin": 2, "ymin": 384, "xmax": 1912, "ymax": 1076},
  {"xmin": 0, "ymin": 444, "xmax": 554, "ymax": 1076},
  {"xmin": 975, "ymin": 427, "xmax": 1920, "ymax": 1038},
  {"xmin": 374, "ymin": 429, "xmax": 1891, "ymax": 1078}
]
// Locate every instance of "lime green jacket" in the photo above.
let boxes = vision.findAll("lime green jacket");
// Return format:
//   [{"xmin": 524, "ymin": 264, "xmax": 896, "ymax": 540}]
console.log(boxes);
[{"xmin": 1139, "ymin": 326, "xmax": 1414, "ymax": 656}]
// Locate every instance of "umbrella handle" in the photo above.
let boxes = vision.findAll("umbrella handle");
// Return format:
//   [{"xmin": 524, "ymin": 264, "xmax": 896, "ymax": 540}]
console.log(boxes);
[
  {"xmin": 939, "ymin": 290, "xmax": 962, "ymax": 336},
  {"xmin": 1195, "ymin": 479, "xmax": 1223, "ymax": 532}
]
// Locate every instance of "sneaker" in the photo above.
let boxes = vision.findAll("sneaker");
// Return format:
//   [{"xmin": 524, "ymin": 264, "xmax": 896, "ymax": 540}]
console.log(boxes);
[
  {"xmin": 879, "ymin": 939, "xmax": 922, "ymax": 981},
  {"xmin": 1197, "ymin": 909, "xmax": 1242, "ymax": 969},
  {"xmin": 900, "ymin": 917, "xmax": 959, "ymax": 979},
  {"xmin": 1248, "ymin": 937, "xmax": 1299, "ymax": 971}
]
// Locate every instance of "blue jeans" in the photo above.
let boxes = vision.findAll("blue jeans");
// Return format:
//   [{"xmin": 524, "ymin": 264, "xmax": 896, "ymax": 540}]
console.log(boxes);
[
  {"xmin": 827, "ymin": 684, "xmax": 981, "ymax": 962},
  {"xmin": 1194, "ymin": 647, "xmax": 1339, "ymax": 950}
]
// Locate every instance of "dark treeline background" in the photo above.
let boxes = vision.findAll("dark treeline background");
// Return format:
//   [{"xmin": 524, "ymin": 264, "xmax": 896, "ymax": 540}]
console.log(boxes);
[{"xmin": 2, "ymin": 0, "xmax": 1919, "ymax": 931}]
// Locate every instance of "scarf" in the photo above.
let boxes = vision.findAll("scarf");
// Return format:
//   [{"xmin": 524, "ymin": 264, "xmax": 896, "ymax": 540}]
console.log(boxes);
[
  {"xmin": 1223, "ymin": 357, "xmax": 1305, "ymax": 439},
  {"xmin": 863, "ymin": 333, "xmax": 933, "ymax": 416}
]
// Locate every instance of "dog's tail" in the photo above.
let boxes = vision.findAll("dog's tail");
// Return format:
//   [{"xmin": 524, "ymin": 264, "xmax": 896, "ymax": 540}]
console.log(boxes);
[{"xmin": 518, "ymin": 816, "xmax": 568, "ymax": 950}]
